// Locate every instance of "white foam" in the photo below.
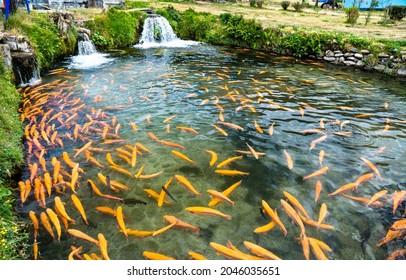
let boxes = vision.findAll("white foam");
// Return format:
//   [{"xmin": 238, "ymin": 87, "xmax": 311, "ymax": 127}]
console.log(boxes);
[
  {"xmin": 134, "ymin": 39, "xmax": 201, "ymax": 49},
  {"xmin": 68, "ymin": 53, "xmax": 114, "ymax": 70}
]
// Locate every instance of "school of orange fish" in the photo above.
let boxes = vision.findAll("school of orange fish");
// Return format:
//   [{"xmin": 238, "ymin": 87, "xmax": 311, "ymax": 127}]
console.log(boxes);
[{"xmin": 17, "ymin": 56, "xmax": 406, "ymax": 261}]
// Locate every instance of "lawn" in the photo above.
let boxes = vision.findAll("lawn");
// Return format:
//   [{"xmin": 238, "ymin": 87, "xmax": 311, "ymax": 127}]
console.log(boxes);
[{"xmin": 145, "ymin": 0, "xmax": 405, "ymax": 41}]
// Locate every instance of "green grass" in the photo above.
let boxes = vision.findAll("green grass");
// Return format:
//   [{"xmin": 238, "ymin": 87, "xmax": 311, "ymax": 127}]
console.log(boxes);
[
  {"xmin": 0, "ymin": 59, "xmax": 28, "ymax": 260},
  {"xmin": 5, "ymin": 11, "xmax": 77, "ymax": 69}
]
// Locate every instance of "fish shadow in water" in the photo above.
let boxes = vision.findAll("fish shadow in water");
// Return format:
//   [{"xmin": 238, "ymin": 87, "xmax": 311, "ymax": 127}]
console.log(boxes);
[{"xmin": 177, "ymin": 165, "xmax": 203, "ymax": 175}]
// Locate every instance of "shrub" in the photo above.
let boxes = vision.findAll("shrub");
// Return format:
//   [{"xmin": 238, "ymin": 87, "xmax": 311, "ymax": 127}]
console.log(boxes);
[
  {"xmin": 292, "ymin": 2, "xmax": 304, "ymax": 11},
  {"xmin": 281, "ymin": 1, "xmax": 290, "ymax": 10},
  {"xmin": 386, "ymin": 5, "xmax": 406, "ymax": 20},
  {"xmin": 85, "ymin": 8, "xmax": 145, "ymax": 48},
  {"xmin": 249, "ymin": 0, "xmax": 256, "ymax": 7},
  {"xmin": 256, "ymin": 0, "xmax": 264, "ymax": 8},
  {"xmin": 345, "ymin": 7, "xmax": 360, "ymax": 26}
]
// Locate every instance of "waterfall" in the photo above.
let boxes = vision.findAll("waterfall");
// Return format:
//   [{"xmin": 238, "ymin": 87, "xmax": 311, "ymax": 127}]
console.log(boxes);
[
  {"xmin": 11, "ymin": 52, "xmax": 41, "ymax": 87},
  {"xmin": 69, "ymin": 32, "xmax": 112, "ymax": 70},
  {"xmin": 77, "ymin": 33, "xmax": 97, "ymax": 56},
  {"xmin": 135, "ymin": 15, "xmax": 199, "ymax": 49}
]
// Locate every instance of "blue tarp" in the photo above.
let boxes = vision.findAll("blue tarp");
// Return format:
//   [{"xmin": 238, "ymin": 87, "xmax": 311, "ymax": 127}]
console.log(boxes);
[
  {"xmin": 344, "ymin": 0, "xmax": 406, "ymax": 9},
  {"xmin": 2, "ymin": 0, "xmax": 31, "ymax": 21}
]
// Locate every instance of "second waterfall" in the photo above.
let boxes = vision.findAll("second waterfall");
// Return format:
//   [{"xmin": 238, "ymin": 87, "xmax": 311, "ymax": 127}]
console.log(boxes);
[{"xmin": 136, "ymin": 15, "xmax": 199, "ymax": 48}]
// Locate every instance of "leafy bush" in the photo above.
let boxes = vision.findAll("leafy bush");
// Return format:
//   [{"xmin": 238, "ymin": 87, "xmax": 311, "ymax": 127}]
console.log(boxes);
[
  {"xmin": 345, "ymin": 7, "xmax": 360, "ymax": 26},
  {"xmin": 256, "ymin": 0, "xmax": 264, "ymax": 8},
  {"xmin": 249, "ymin": 0, "xmax": 256, "ymax": 7},
  {"xmin": 292, "ymin": 2, "xmax": 304, "ymax": 11},
  {"xmin": 85, "ymin": 8, "xmax": 145, "ymax": 48},
  {"xmin": 386, "ymin": 5, "xmax": 406, "ymax": 20},
  {"xmin": 281, "ymin": 1, "xmax": 290, "ymax": 10},
  {"xmin": 91, "ymin": 32, "xmax": 110, "ymax": 49},
  {"xmin": 176, "ymin": 9, "xmax": 217, "ymax": 41}
]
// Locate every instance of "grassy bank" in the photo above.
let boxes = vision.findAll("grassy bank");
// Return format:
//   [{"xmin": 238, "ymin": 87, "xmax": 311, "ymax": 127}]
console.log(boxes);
[
  {"xmin": 156, "ymin": 6, "xmax": 405, "ymax": 59},
  {"xmin": 150, "ymin": 0, "xmax": 406, "ymax": 41},
  {"xmin": 0, "ymin": 58, "xmax": 28, "ymax": 260},
  {"xmin": 4, "ymin": 11, "xmax": 78, "ymax": 69}
]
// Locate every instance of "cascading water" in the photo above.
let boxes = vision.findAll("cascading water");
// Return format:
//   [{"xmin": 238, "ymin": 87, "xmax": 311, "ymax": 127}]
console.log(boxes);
[
  {"xmin": 77, "ymin": 33, "xmax": 97, "ymax": 56},
  {"xmin": 69, "ymin": 33, "xmax": 113, "ymax": 69},
  {"xmin": 135, "ymin": 15, "xmax": 199, "ymax": 48}
]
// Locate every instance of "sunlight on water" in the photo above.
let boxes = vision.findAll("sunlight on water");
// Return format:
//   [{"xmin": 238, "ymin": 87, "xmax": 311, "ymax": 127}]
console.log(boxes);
[{"xmin": 18, "ymin": 44, "xmax": 406, "ymax": 260}]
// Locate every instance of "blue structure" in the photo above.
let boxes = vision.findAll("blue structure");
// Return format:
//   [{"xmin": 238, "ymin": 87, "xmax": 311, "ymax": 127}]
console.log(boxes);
[{"xmin": 343, "ymin": 0, "xmax": 406, "ymax": 9}]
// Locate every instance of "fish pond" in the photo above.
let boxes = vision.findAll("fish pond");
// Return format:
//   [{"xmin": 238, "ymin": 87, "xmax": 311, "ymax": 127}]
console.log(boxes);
[{"xmin": 18, "ymin": 42, "xmax": 406, "ymax": 260}]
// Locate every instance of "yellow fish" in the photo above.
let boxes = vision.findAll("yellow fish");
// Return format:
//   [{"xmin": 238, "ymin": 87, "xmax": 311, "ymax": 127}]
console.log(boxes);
[
  {"xmin": 216, "ymin": 156, "xmax": 243, "ymax": 169},
  {"xmin": 97, "ymin": 233, "xmax": 110, "ymax": 260},
  {"xmin": 204, "ymin": 150, "xmax": 218, "ymax": 167},
  {"xmin": 171, "ymin": 150, "xmax": 196, "ymax": 165},
  {"xmin": 185, "ymin": 206, "xmax": 231, "ymax": 220},
  {"xmin": 116, "ymin": 206, "xmax": 127, "ymax": 238},
  {"xmin": 143, "ymin": 251, "xmax": 175, "ymax": 260},
  {"xmin": 215, "ymin": 169, "xmax": 249, "ymax": 176},
  {"xmin": 175, "ymin": 175, "xmax": 201, "ymax": 196},
  {"xmin": 71, "ymin": 194, "xmax": 88, "ymax": 225},
  {"xmin": 46, "ymin": 208, "xmax": 61, "ymax": 241}
]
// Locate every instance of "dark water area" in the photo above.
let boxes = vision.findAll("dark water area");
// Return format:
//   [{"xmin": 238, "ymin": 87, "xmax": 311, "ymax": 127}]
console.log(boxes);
[{"xmin": 17, "ymin": 43, "xmax": 406, "ymax": 260}]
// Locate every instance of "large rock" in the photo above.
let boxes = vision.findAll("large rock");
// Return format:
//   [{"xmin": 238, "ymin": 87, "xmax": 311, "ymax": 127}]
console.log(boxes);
[
  {"xmin": 323, "ymin": 56, "xmax": 336, "ymax": 62},
  {"xmin": 397, "ymin": 68, "xmax": 406, "ymax": 76}
]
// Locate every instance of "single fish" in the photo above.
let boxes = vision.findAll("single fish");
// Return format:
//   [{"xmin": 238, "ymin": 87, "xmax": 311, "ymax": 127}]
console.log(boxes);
[
  {"xmin": 215, "ymin": 169, "xmax": 249, "ymax": 176},
  {"xmin": 71, "ymin": 194, "xmax": 89, "ymax": 225},
  {"xmin": 40, "ymin": 212, "xmax": 55, "ymax": 240},
  {"xmin": 303, "ymin": 166, "xmax": 329, "ymax": 180},
  {"xmin": 143, "ymin": 251, "xmax": 175, "ymax": 260},
  {"xmin": 175, "ymin": 175, "xmax": 201, "ymax": 196},
  {"xmin": 254, "ymin": 220, "xmax": 276, "ymax": 234},
  {"xmin": 204, "ymin": 150, "xmax": 218, "ymax": 166},
  {"xmin": 317, "ymin": 203, "xmax": 328, "ymax": 228},
  {"xmin": 97, "ymin": 233, "xmax": 110, "ymax": 260},
  {"xmin": 185, "ymin": 206, "xmax": 231, "ymax": 220},
  {"xmin": 188, "ymin": 251, "xmax": 207, "ymax": 260},
  {"xmin": 360, "ymin": 157, "xmax": 382, "ymax": 180},
  {"xmin": 67, "ymin": 229, "xmax": 99, "ymax": 245},
  {"xmin": 152, "ymin": 222, "xmax": 176, "ymax": 237},
  {"xmin": 216, "ymin": 156, "xmax": 243, "ymax": 169},
  {"xmin": 314, "ymin": 180, "xmax": 323, "ymax": 204},
  {"xmin": 116, "ymin": 206, "xmax": 127, "ymax": 239},
  {"xmin": 45, "ymin": 208, "xmax": 61, "ymax": 241},
  {"xmin": 171, "ymin": 150, "xmax": 196, "ymax": 165},
  {"xmin": 162, "ymin": 186, "xmax": 177, "ymax": 202},
  {"xmin": 283, "ymin": 149, "xmax": 294, "ymax": 170}
]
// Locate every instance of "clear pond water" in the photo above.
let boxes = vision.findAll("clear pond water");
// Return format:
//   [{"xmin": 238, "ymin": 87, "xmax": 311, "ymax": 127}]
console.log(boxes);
[{"xmin": 18, "ymin": 43, "xmax": 406, "ymax": 260}]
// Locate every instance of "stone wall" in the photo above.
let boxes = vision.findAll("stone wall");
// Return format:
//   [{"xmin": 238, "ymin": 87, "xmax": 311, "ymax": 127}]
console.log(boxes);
[{"xmin": 320, "ymin": 48, "xmax": 406, "ymax": 77}]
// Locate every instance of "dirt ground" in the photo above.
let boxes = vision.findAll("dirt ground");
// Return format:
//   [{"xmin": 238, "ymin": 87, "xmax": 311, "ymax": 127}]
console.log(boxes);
[{"xmin": 149, "ymin": 0, "xmax": 406, "ymax": 41}]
